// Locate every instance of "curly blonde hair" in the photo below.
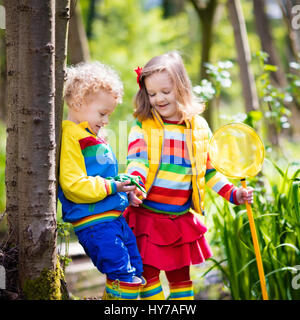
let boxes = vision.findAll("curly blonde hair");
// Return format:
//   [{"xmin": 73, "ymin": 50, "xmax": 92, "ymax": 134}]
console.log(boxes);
[{"xmin": 64, "ymin": 61, "xmax": 124, "ymax": 110}]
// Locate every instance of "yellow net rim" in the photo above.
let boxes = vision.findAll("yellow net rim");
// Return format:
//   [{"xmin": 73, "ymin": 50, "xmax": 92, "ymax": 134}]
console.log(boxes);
[{"xmin": 208, "ymin": 122, "xmax": 265, "ymax": 179}]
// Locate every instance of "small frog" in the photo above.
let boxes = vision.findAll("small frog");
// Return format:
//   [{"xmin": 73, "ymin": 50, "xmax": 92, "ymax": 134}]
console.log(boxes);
[{"xmin": 108, "ymin": 173, "xmax": 147, "ymax": 196}]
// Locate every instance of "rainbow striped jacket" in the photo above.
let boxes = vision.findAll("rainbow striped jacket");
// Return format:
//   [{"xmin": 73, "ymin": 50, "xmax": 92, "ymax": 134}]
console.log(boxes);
[
  {"xmin": 126, "ymin": 109, "xmax": 239, "ymax": 216},
  {"xmin": 58, "ymin": 121, "xmax": 129, "ymax": 228}
]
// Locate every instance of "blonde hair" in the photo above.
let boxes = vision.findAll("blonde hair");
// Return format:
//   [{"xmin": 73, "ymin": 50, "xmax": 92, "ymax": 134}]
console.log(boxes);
[
  {"xmin": 134, "ymin": 51, "xmax": 205, "ymax": 122},
  {"xmin": 64, "ymin": 61, "xmax": 124, "ymax": 110}
]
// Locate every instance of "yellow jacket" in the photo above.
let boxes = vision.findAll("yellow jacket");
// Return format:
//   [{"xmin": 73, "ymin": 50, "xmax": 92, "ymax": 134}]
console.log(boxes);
[{"xmin": 127, "ymin": 109, "xmax": 210, "ymax": 215}]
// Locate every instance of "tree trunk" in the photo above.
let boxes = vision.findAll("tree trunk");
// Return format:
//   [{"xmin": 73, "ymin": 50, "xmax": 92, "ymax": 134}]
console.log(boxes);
[
  {"xmin": 189, "ymin": 0, "xmax": 218, "ymax": 128},
  {"xmin": 55, "ymin": 0, "xmax": 71, "ymax": 184},
  {"xmin": 17, "ymin": 0, "xmax": 61, "ymax": 299},
  {"xmin": 86, "ymin": 0, "xmax": 98, "ymax": 39},
  {"xmin": 68, "ymin": 0, "xmax": 90, "ymax": 64},
  {"xmin": 162, "ymin": 0, "xmax": 185, "ymax": 18},
  {"xmin": 227, "ymin": 0, "xmax": 259, "ymax": 112},
  {"xmin": 0, "ymin": 32, "xmax": 6, "ymax": 122},
  {"xmin": 4, "ymin": 0, "xmax": 19, "ymax": 247},
  {"xmin": 253, "ymin": 0, "xmax": 287, "ymax": 87}
]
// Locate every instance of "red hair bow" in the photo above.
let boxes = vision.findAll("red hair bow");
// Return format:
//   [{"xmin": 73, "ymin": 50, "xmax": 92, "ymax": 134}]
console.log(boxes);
[{"xmin": 134, "ymin": 66, "xmax": 143, "ymax": 89}]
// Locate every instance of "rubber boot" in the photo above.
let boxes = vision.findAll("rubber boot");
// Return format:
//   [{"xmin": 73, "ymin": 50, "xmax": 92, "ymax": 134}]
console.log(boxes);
[
  {"xmin": 102, "ymin": 276, "xmax": 144, "ymax": 300},
  {"xmin": 139, "ymin": 276, "xmax": 165, "ymax": 300},
  {"xmin": 169, "ymin": 280, "xmax": 194, "ymax": 300}
]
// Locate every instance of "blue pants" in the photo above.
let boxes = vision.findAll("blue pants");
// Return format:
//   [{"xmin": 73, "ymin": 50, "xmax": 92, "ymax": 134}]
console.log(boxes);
[{"xmin": 75, "ymin": 215, "xmax": 143, "ymax": 282}]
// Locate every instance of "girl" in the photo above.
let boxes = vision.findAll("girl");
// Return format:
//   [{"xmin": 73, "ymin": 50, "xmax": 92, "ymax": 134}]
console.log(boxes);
[{"xmin": 125, "ymin": 51, "xmax": 253, "ymax": 300}]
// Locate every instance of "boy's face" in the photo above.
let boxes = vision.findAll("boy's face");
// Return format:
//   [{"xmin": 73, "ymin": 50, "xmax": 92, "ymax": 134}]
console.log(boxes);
[{"xmin": 76, "ymin": 89, "xmax": 117, "ymax": 135}]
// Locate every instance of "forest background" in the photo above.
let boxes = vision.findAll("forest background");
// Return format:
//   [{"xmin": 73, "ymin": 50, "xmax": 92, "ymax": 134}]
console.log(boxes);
[{"xmin": 0, "ymin": 0, "xmax": 300, "ymax": 300}]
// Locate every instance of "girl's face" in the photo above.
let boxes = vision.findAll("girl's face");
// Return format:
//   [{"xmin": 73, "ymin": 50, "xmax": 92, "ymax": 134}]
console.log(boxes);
[{"xmin": 145, "ymin": 71, "xmax": 180, "ymax": 121}]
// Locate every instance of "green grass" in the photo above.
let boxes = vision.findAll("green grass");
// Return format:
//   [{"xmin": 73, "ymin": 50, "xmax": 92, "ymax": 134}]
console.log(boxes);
[{"xmin": 204, "ymin": 159, "xmax": 300, "ymax": 300}]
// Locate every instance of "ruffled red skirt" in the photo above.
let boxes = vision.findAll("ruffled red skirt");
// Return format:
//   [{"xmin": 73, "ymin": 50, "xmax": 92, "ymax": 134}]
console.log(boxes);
[{"xmin": 123, "ymin": 206, "xmax": 213, "ymax": 271}]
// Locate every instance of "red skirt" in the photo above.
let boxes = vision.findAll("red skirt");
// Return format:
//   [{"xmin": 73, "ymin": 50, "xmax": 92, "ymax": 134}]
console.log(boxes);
[{"xmin": 123, "ymin": 206, "xmax": 213, "ymax": 271}]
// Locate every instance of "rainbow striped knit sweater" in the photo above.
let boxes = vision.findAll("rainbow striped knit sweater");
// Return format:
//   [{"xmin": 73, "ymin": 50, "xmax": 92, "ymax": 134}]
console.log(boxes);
[
  {"xmin": 127, "ymin": 119, "xmax": 239, "ymax": 215},
  {"xmin": 58, "ymin": 121, "xmax": 129, "ymax": 232}
]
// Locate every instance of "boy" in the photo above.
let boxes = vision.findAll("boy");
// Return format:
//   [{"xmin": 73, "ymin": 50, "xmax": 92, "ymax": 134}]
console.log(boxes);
[{"xmin": 58, "ymin": 62, "xmax": 144, "ymax": 300}]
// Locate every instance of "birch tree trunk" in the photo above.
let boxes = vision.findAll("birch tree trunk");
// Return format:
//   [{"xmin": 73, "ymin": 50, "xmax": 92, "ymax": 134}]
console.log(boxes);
[
  {"xmin": 4, "ymin": 0, "xmax": 19, "ymax": 247},
  {"xmin": 227, "ymin": 0, "xmax": 259, "ymax": 112},
  {"xmin": 17, "ymin": 0, "xmax": 60, "ymax": 299},
  {"xmin": 4, "ymin": 0, "xmax": 70, "ymax": 299}
]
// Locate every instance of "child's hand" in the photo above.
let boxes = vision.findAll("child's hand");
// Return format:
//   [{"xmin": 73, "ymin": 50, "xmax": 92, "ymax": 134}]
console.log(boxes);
[
  {"xmin": 128, "ymin": 191, "xmax": 143, "ymax": 207},
  {"xmin": 115, "ymin": 180, "xmax": 137, "ymax": 193},
  {"xmin": 128, "ymin": 188, "xmax": 146, "ymax": 207},
  {"xmin": 236, "ymin": 186, "xmax": 254, "ymax": 204},
  {"xmin": 135, "ymin": 187, "xmax": 147, "ymax": 200}
]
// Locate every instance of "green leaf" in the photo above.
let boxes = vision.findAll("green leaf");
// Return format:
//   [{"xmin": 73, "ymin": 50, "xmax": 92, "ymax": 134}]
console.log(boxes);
[
  {"xmin": 275, "ymin": 243, "xmax": 300, "ymax": 255},
  {"xmin": 201, "ymin": 258, "xmax": 229, "ymax": 279},
  {"xmin": 248, "ymin": 110, "xmax": 263, "ymax": 121},
  {"xmin": 264, "ymin": 64, "xmax": 277, "ymax": 72},
  {"xmin": 265, "ymin": 158, "xmax": 284, "ymax": 177},
  {"xmin": 292, "ymin": 181, "xmax": 300, "ymax": 222},
  {"xmin": 236, "ymin": 258, "xmax": 257, "ymax": 275}
]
